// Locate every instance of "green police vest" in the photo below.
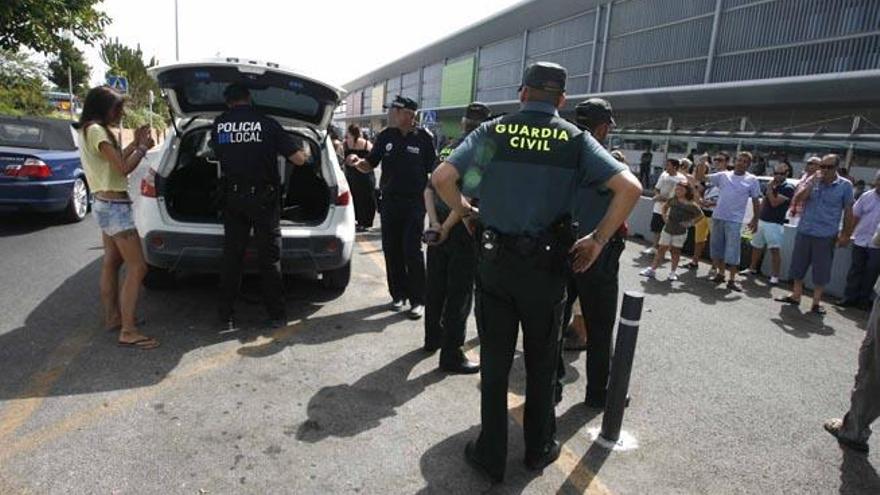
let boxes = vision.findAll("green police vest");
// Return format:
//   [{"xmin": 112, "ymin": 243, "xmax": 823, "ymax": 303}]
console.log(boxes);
[{"xmin": 476, "ymin": 110, "xmax": 583, "ymax": 235}]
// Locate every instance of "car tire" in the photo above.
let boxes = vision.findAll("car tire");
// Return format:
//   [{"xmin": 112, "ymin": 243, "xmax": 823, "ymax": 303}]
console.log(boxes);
[
  {"xmin": 63, "ymin": 177, "xmax": 90, "ymax": 223},
  {"xmin": 321, "ymin": 261, "xmax": 351, "ymax": 291},
  {"xmin": 143, "ymin": 264, "xmax": 176, "ymax": 290}
]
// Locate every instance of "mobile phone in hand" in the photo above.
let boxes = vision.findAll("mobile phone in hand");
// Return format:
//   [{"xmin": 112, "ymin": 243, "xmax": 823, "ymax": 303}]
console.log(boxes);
[{"xmin": 422, "ymin": 230, "xmax": 440, "ymax": 244}]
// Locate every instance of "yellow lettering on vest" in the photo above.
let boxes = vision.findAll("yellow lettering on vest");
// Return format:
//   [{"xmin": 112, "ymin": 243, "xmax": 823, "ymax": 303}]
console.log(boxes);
[
  {"xmin": 495, "ymin": 124, "xmax": 506, "ymax": 134},
  {"xmin": 510, "ymin": 136, "xmax": 520, "ymax": 148},
  {"xmin": 518, "ymin": 126, "xmax": 530, "ymax": 137},
  {"xmin": 558, "ymin": 130, "xmax": 569, "ymax": 142},
  {"xmin": 530, "ymin": 127, "xmax": 540, "ymax": 138},
  {"xmin": 541, "ymin": 128, "xmax": 552, "ymax": 138},
  {"xmin": 542, "ymin": 140, "xmax": 551, "ymax": 151}
]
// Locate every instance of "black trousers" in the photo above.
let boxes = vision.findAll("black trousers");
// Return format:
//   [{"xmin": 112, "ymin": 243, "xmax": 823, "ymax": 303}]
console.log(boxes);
[
  {"xmin": 474, "ymin": 247, "xmax": 566, "ymax": 478},
  {"xmin": 424, "ymin": 223, "xmax": 476, "ymax": 360},
  {"xmin": 380, "ymin": 197, "xmax": 426, "ymax": 305},
  {"xmin": 844, "ymin": 245, "xmax": 880, "ymax": 306},
  {"xmin": 557, "ymin": 237, "xmax": 625, "ymax": 402},
  {"xmin": 219, "ymin": 191, "xmax": 285, "ymax": 320},
  {"xmin": 346, "ymin": 168, "xmax": 376, "ymax": 228}
]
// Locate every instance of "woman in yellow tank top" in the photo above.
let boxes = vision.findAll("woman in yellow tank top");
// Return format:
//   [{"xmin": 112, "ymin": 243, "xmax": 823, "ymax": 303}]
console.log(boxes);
[{"xmin": 74, "ymin": 86, "xmax": 159, "ymax": 350}]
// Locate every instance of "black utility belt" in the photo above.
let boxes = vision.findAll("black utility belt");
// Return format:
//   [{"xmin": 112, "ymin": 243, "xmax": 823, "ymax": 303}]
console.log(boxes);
[
  {"xmin": 226, "ymin": 182, "xmax": 278, "ymax": 195},
  {"xmin": 480, "ymin": 228, "xmax": 558, "ymax": 258}
]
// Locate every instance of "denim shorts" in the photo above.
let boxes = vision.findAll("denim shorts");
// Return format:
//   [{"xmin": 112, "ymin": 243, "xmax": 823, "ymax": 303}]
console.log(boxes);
[
  {"xmin": 789, "ymin": 232, "xmax": 835, "ymax": 286},
  {"xmin": 751, "ymin": 220, "xmax": 785, "ymax": 249},
  {"xmin": 93, "ymin": 198, "xmax": 136, "ymax": 236},
  {"xmin": 710, "ymin": 218, "xmax": 743, "ymax": 267}
]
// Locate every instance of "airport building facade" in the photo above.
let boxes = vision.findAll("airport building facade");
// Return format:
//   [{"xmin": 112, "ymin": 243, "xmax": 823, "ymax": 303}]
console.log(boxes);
[{"xmin": 337, "ymin": 0, "xmax": 880, "ymax": 179}]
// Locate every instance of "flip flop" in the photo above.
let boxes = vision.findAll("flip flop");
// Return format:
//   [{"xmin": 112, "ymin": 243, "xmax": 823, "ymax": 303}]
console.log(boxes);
[
  {"xmin": 117, "ymin": 337, "xmax": 160, "ymax": 350},
  {"xmin": 774, "ymin": 296, "xmax": 800, "ymax": 305},
  {"xmin": 105, "ymin": 317, "xmax": 146, "ymax": 332}
]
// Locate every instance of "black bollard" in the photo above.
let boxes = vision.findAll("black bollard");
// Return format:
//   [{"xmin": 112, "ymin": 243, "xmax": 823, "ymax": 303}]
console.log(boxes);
[{"xmin": 600, "ymin": 291, "xmax": 644, "ymax": 444}]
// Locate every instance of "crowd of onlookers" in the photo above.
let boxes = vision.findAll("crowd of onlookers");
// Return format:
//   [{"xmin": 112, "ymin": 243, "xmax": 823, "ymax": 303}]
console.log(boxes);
[{"xmin": 635, "ymin": 150, "xmax": 879, "ymax": 315}]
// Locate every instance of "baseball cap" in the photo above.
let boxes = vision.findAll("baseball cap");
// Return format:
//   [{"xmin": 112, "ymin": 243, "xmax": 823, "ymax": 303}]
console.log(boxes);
[
  {"xmin": 384, "ymin": 95, "xmax": 418, "ymax": 111},
  {"xmin": 223, "ymin": 83, "xmax": 250, "ymax": 102},
  {"xmin": 464, "ymin": 102, "xmax": 492, "ymax": 122},
  {"xmin": 575, "ymin": 98, "xmax": 615, "ymax": 127},
  {"xmin": 521, "ymin": 62, "xmax": 567, "ymax": 93}
]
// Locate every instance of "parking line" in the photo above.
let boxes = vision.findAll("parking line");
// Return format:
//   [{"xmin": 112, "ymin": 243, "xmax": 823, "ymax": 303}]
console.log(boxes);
[
  {"xmin": 0, "ymin": 325, "xmax": 99, "ymax": 442},
  {"xmin": 356, "ymin": 236, "xmax": 613, "ymax": 494},
  {"xmin": 0, "ymin": 321, "xmax": 305, "ymax": 465}
]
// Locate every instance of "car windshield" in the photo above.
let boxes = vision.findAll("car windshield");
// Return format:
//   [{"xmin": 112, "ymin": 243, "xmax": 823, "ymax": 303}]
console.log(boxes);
[{"xmin": 0, "ymin": 116, "xmax": 77, "ymax": 150}]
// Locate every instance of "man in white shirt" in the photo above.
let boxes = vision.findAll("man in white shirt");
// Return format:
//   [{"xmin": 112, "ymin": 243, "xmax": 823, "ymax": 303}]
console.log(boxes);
[
  {"xmin": 642, "ymin": 158, "xmax": 680, "ymax": 255},
  {"xmin": 695, "ymin": 151, "xmax": 761, "ymax": 292}
]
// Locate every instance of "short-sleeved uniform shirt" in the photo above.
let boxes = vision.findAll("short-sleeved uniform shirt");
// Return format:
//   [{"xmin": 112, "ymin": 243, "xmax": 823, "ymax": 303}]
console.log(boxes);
[
  {"xmin": 852, "ymin": 189, "xmax": 880, "ymax": 248},
  {"xmin": 709, "ymin": 171, "xmax": 761, "ymax": 223},
  {"xmin": 446, "ymin": 101, "xmax": 624, "ymax": 236},
  {"xmin": 759, "ymin": 181, "xmax": 795, "ymax": 224},
  {"xmin": 365, "ymin": 127, "xmax": 436, "ymax": 199},
  {"xmin": 210, "ymin": 106, "xmax": 302, "ymax": 186},
  {"xmin": 79, "ymin": 124, "xmax": 128, "ymax": 193},
  {"xmin": 798, "ymin": 176, "xmax": 854, "ymax": 238},
  {"xmin": 430, "ymin": 137, "xmax": 465, "ymax": 221}
]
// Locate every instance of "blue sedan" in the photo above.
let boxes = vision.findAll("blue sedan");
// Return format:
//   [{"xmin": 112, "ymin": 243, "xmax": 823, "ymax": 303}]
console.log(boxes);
[{"xmin": 0, "ymin": 115, "xmax": 90, "ymax": 222}]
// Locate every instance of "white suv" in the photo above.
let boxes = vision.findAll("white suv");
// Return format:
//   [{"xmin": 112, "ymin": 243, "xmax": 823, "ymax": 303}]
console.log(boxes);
[{"xmin": 130, "ymin": 59, "xmax": 354, "ymax": 291}]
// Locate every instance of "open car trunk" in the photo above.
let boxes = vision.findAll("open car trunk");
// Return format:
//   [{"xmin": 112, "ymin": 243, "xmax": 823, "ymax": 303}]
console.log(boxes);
[{"xmin": 161, "ymin": 126, "xmax": 330, "ymax": 226}]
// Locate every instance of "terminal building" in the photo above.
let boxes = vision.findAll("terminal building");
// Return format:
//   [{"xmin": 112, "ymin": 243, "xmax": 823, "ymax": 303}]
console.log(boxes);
[{"xmin": 337, "ymin": 0, "xmax": 880, "ymax": 180}]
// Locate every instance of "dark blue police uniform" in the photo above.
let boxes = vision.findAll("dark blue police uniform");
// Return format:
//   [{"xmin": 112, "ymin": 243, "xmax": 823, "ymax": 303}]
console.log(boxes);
[
  {"xmin": 211, "ymin": 105, "xmax": 303, "ymax": 322},
  {"xmin": 447, "ymin": 65, "xmax": 625, "ymax": 481},
  {"xmin": 365, "ymin": 123, "xmax": 436, "ymax": 308}
]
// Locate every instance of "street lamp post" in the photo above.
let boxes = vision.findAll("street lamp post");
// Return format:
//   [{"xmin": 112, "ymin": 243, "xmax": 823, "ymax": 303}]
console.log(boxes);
[{"xmin": 175, "ymin": 0, "xmax": 180, "ymax": 61}]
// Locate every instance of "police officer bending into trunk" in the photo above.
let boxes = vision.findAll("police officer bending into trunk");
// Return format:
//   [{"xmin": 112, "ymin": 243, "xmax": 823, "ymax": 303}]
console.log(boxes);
[
  {"xmin": 211, "ymin": 84, "xmax": 309, "ymax": 329},
  {"xmin": 423, "ymin": 102, "xmax": 492, "ymax": 374},
  {"xmin": 432, "ymin": 63, "xmax": 641, "ymax": 483}
]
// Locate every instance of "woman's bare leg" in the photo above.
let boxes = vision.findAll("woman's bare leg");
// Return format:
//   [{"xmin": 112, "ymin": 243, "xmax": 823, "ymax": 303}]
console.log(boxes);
[
  {"xmin": 652, "ymin": 245, "xmax": 669, "ymax": 270},
  {"xmin": 671, "ymin": 247, "xmax": 681, "ymax": 272},
  {"xmin": 101, "ymin": 232, "xmax": 123, "ymax": 329},
  {"xmin": 111, "ymin": 230, "xmax": 155, "ymax": 346}
]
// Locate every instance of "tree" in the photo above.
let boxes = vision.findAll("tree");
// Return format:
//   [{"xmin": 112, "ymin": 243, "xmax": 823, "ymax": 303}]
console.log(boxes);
[
  {"xmin": 100, "ymin": 39, "xmax": 168, "ymax": 126},
  {"xmin": 47, "ymin": 39, "xmax": 91, "ymax": 97},
  {"xmin": 100, "ymin": 38, "xmax": 158, "ymax": 108},
  {"xmin": 0, "ymin": 0, "xmax": 109, "ymax": 54},
  {"xmin": 0, "ymin": 49, "xmax": 52, "ymax": 116}
]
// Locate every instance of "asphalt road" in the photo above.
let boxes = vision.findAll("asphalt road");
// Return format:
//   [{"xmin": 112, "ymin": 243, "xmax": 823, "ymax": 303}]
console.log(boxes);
[{"xmin": 0, "ymin": 212, "xmax": 879, "ymax": 494}]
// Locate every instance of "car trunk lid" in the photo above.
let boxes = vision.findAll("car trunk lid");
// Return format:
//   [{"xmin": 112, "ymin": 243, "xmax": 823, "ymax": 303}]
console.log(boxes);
[{"xmin": 148, "ymin": 60, "xmax": 345, "ymax": 131}]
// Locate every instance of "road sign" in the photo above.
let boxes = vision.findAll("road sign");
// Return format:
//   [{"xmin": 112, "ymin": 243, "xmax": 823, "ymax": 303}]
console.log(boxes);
[
  {"xmin": 421, "ymin": 110, "xmax": 437, "ymax": 126},
  {"xmin": 106, "ymin": 75, "xmax": 129, "ymax": 94}
]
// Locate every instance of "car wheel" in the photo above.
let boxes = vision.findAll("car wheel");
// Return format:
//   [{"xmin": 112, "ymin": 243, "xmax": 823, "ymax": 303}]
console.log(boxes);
[
  {"xmin": 321, "ymin": 261, "xmax": 351, "ymax": 291},
  {"xmin": 63, "ymin": 177, "xmax": 89, "ymax": 222},
  {"xmin": 143, "ymin": 264, "xmax": 176, "ymax": 290}
]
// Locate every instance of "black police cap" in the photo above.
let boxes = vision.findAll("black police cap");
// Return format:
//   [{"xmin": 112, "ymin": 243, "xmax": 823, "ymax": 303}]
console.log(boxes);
[
  {"xmin": 521, "ymin": 62, "xmax": 567, "ymax": 93},
  {"xmin": 384, "ymin": 95, "xmax": 418, "ymax": 111},
  {"xmin": 223, "ymin": 83, "xmax": 250, "ymax": 102},
  {"xmin": 575, "ymin": 98, "xmax": 616, "ymax": 127},
  {"xmin": 464, "ymin": 102, "xmax": 492, "ymax": 122}
]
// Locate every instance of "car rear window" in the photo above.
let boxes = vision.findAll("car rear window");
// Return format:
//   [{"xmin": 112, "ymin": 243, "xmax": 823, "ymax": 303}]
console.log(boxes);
[
  {"xmin": 182, "ymin": 82, "xmax": 320, "ymax": 119},
  {"xmin": 157, "ymin": 66, "xmax": 338, "ymax": 125},
  {"xmin": 0, "ymin": 117, "xmax": 77, "ymax": 150}
]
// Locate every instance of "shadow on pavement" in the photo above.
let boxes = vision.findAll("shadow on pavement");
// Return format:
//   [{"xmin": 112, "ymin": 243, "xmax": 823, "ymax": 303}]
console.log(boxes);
[
  {"xmin": 0, "ymin": 212, "xmax": 71, "ymax": 238},
  {"xmin": 295, "ymin": 348, "xmax": 444, "ymax": 442},
  {"xmin": 839, "ymin": 448, "xmax": 880, "ymax": 494},
  {"xmin": 0, "ymin": 259, "xmax": 360, "ymax": 401},
  {"xmin": 770, "ymin": 304, "xmax": 836, "ymax": 338}
]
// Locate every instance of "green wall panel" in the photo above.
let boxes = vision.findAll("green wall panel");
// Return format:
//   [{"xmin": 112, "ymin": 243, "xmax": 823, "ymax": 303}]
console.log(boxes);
[{"xmin": 440, "ymin": 57, "xmax": 475, "ymax": 108}]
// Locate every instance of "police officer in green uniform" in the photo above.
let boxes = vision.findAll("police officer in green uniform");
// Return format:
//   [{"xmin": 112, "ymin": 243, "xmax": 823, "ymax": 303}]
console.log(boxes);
[
  {"xmin": 432, "ymin": 63, "xmax": 642, "ymax": 482},
  {"xmin": 423, "ymin": 102, "xmax": 492, "ymax": 374}
]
